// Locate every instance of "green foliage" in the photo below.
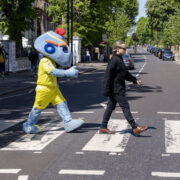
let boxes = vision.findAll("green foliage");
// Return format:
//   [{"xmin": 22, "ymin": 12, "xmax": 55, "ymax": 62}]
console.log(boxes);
[
  {"xmin": 135, "ymin": 0, "xmax": 179, "ymax": 46},
  {"xmin": 106, "ymin": 11, "xmax": 132, "ymax": 46},
  {"xmin": 136, "ymin": 17, "xmax": 152, "ymax": 45},
  {"xmin": 47, "ymin": 0, "xmax": 138, "ymax": 47},
  {"xmin": 163, "ymin": 9, "xmax": 180, "ymax": 45},
  {"xmin": 144, "ymin": 0, "xmax": 179, "ymax": 45},
  {"xmin": 146, "ymin": 0, "xmax": 176, "ymax": 32},
  {"xmin": 0, "ymin": 0, "xmax": 41, "ymax": 47},
  {"xmin": 125, "ymin": 36, "xmax": 133, "ymax": 47}
]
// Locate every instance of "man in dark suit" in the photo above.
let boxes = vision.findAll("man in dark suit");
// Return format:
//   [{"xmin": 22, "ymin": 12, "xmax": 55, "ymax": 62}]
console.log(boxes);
[{"xmin": 99, "ymin": 40, "xmax": 148, "ymax": 135}]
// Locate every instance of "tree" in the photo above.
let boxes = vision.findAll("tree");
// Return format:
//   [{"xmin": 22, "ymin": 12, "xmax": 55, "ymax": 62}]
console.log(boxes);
[
  {"xmin": 106, "ymin": 11, "xmax": 132, "ymax": 46},
  {"xmin": 47, "ymin": 0, "xmax": 138, "ymax": 47},
  {"xmin": 0, "ymin": 0, "xmax": 40, "ymax": 48},
  {"xmin": 125, "ymin": 35, "xmax": 134, "ymax": 47},
  {"xmin": 145, "ymin": 0, "xmax": 177, "ymax": 44},
  {"xmin": 163, "ymin": 9, "xmax": 180, "ymax": 45},
  {"xmin": 136, "ymin": 17, "xmax": 152, "ymax": 45}
]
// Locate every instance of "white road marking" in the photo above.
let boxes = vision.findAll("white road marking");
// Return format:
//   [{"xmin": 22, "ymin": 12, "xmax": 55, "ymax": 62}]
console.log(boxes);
[
  {"xmin": 72, "ymin": 111, "xmax": 94, "ymax": 114},
  {"xmin": 0, "ymin": 169, "xmax": 21, "ymax": 174},
  {"xmin": 152, "ymin": 172, "xmax": 180, "ymax": 178},
  {"xmin": 135, "ymin": 56, "xmax": 147, "ymax": 77},
  {"xmin": 0, "ymin": 120, "xmax": 65, "ymax": 151},
  {"xmin": 42, "ymin": 112, "xmax": 54, "ymax": 114},
  {"xmin": 82, "ymin": 119, "xmax": 130, "ymax": 152},
  {"xmin": 115, "ymin": 111, "xmax": 138, "ymax": 114},
  {"xmin": 158, "ymin": 112, "xmax": 180, "ymax": 115},
  {"xmin": 100, "ymin": 103, "xmax": 107, "ymax": 109},
  {"xmin": 165, "ymin": 120, "xmax": 180, "ymax": 153},
  {"xmin": 59, "ymin": 170, "xmax": 105, "ymax": 175},
  {"xmin": 18, "ymin": 175, "xmax": 29, "ymax": 180},
  {"xmin": 33, "ymin": 151, "xmax": 42, "ymax": 154},
  {"xmin": 161, "ymin": 154, "xmax": 170, "ymax": 157},
  {"xmin": 0, "ymin": 119, "xmax": 25, "ymax": 132},
  {"xmin": 75, "ymin": 152, "xmax": 84, "ymax": 154},
  {"xmin": 109, "ymin": 152, "xmax": 117, "ymax": 155}
]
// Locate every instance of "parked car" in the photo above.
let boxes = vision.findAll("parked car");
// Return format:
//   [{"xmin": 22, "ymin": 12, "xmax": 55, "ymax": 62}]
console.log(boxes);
[
  {"xmin": 153, "ymin": 47, "xmax": 160, "ymax": 56},
  {"xmin": 150, "ymin": 46, "xmax": 155, "ymax": 54},
  {"xmin": 123, "ymin": 54, "xmax": 135, "ymax": 70},
  {"xmin": 162, "ymin": 51, "xmax": 174, "ymax": 61},
  {"xmin": 158, "ymin": 48, "xmax": 170, "ymax": 59},
  {"xmin": 147, "ymin": 45, "xmax": 152, "ymax": 52}
]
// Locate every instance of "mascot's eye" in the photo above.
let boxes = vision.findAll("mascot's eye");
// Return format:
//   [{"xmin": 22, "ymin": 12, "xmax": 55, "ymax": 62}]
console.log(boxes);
[
  {"xmin": 63, "ymin": 47, "xmax": 68, "ymax": 53},
  {"xmin": 44, "ymin": 43, "xmax": 55, "ymax": 54}
]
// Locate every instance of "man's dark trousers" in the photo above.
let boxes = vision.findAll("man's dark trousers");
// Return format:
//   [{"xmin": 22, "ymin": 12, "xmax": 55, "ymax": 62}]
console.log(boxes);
[{"xmin": 101, "ymin": 94, "xmax": 138, "ymax": 129}]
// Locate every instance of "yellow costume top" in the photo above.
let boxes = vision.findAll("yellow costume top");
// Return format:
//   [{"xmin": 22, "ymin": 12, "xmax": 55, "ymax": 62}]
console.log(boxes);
[
  {"xmin": 37, "ymin": 57, "xmax": 57, "ymax": 87},
  {"xmin": 33, "ymin": 57, "xmax": 66, "ymax": 110}
]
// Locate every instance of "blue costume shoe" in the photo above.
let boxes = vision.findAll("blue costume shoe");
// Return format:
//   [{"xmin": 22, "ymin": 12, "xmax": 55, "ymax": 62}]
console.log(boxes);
[
  {"xmin": 64, "ymin": 119, "xmax": 84, "ymax": 132},
  {"xmin": 23, "ymin": 123, "xmax": 42, "ymax": 134},
  {"xmin": 22, "ymin": 108, "xmax": 43, "ymax": 134},
  {"xmin": 56, "ymin": 102, "xmax": 84, "ymax": 132}
]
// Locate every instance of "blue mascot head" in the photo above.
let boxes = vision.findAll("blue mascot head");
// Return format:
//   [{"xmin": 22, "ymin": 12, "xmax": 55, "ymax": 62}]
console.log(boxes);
[{"xmin": 34, "ymin": 27, "xmax": 72, "ymax": 67}]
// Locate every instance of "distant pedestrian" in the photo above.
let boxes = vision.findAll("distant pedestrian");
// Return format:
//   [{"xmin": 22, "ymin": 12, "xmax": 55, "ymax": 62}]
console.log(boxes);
[
  {"xmin": 28, "ymin": 48, "xmax": 39, "ymax": 77},
  {"xmin": 100, "ymin": 53, "xmax": 104, "ymax": 62},
  {"xmin": 99, "ymin": 40, "xmax": 148, "ymax": 135},
  {"xmin": 86, "ymin": 49, "xmax": 91, "ymax": 62},
  {"xmin": 0, "ymin": 46, "xmax": 8, "ymax": 80}
]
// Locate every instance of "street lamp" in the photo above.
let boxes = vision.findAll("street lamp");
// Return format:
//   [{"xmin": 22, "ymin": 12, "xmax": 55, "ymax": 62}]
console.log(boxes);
[
  {"xmin": 116, "ymin": 9, "xmax": 117, "ymax": 41},
  {"xmin": 71, "ymin": 0, "xmax": 73, "ymax": 54},
  {"xmin": 67, "ymin": 0, "xmax": 73, "ymax": 54},
  {"xmin": 67, "ymin": 0, "xmax": 70, "ymax": 45}
]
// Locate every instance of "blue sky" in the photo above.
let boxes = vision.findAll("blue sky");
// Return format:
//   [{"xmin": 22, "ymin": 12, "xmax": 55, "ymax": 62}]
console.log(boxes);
[{"xmin": 136, "ymin": 0, "xmax": 147, "ymax": 22}]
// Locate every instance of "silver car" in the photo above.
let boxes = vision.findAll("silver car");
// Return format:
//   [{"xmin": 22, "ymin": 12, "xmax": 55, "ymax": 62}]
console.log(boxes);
[{"xmin": 123, "ymin": 54, "xmax": 135, "ymax": 70}]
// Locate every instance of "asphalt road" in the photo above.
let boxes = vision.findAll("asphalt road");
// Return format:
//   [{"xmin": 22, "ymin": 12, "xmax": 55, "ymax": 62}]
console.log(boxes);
[{"xmin": 0, "ymin": 48, "xmax": 180, "ymax": 180}]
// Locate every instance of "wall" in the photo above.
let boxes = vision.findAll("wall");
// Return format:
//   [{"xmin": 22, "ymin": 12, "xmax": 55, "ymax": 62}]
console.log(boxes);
[{"xmin": 171, "ymin": 45, "xmax": 180, "ymax": 61}]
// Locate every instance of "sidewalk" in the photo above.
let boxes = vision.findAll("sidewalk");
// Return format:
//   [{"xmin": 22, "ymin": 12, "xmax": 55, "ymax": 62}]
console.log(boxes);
[
  {"xmin": 175, "ymin": 54, "xmax": 180, "ymax": 65},
  {"xmin": 0, "ymin": 62, "xmax": 106, "ymax": 96}
]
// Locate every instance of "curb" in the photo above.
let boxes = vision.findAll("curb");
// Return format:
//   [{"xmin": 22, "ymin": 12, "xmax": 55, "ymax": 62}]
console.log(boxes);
[
  {"xmin": 175, "ymin": 60, "xmax": 180, "ymax": 65},
  {"xmin": 0, "ymin": 67, "xmax": 98, "ymax": 97}
]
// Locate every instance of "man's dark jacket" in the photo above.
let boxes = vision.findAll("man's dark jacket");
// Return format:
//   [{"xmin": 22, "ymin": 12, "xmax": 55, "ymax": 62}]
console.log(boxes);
[{"xmin": 103, "ymin": 53, "xmax": 137, "ymax": 96}]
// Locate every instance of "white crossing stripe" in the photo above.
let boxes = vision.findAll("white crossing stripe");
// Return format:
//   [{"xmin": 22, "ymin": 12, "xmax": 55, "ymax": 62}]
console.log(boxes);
[
  {"xmin": 100, "ymin": 103, "xmax": 107, "ymax": 109},
  {"xmin": 59, "ymin": 170, "xmax": 105, "ymax": 175},
  {"xmin": 115, "ymin": 111, "xmax": 138, "ymax": 114},
  {"xmin": 109, "ymin": 152, "xmax": 117, "ymax": 155},
  {"xmin": 75, "ymin": 152, "xmax": 84, "ymax": 154},
  {"xmin": 152, "ymin": 172, "xmax": 180, "ymax": 177},
  {"xmin": 165, "ymin": 120, "xmax": 180, "ymax": 153},
  {"xmin": 33, "ymin": 151, "xmax": 42, "ymax": 154},
  {"xmin": 18, "ymin": 175, "xmax": 29, "ymax": 180},
  {"xmin": 72, "ymin": 111, "xmax": 94, "ymax": 114},
  {"xmin": 0, "ymin": 169, "xmax": 21, "ymax": 174},
  {"xmin": 161, "ymin": 154, "xmax": 170, "ymax": 157},
  {"xmin": 157, "ymin": 112, "xmax": 180, "ymax": 115},
  {"xmin": 0, "ymin": 120, "xmax": 65, "ymax": 151},
  {"xmin": 82, "ymin": 119, "xmax": 130, "ymax": 152},
  {"xmin": 42, "ymin": 112, "xmax": 54, "ymax": 114}
]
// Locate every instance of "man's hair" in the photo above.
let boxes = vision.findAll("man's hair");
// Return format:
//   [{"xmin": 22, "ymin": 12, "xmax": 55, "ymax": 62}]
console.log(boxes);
[{"xmin": 113, "ymin": 40, "xmax": 125, "ymax": 52}]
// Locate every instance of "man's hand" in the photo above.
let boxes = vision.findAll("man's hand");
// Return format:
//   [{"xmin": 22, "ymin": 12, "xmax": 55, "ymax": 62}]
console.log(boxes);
[{"xmin": 136, "ymin": 80, "xmax": 141, "ymax": 86}]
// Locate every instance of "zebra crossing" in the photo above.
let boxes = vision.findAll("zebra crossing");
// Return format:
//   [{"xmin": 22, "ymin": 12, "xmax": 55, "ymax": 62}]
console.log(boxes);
[
  {"xmin": 1, "ymin": 111, "xmax": 180, "ymax": 154},
  {"xmin": 1, "ymin": 111, "xmax": 180, "ymax": 179}
]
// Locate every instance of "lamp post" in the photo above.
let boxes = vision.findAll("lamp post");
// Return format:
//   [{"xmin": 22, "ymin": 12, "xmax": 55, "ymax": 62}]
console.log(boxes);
[
  {"xmin": 71, "ymin": 0, "xmax": 73, "ymax": 54},
  {"xmin": 67, "ymin": 0, "xmax": 70, "ymax": 45},
  {"xmin": 116, "ymin": 9, "xmax": 117, "ymax": 41}
]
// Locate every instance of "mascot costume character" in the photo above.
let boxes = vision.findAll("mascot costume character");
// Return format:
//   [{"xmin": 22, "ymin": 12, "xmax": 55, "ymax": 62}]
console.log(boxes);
[{"xmin": 23, "ymin": 27, "xmax": 84, "ymax": 133}]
